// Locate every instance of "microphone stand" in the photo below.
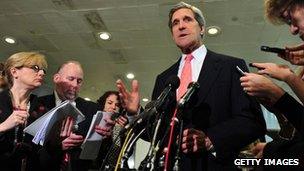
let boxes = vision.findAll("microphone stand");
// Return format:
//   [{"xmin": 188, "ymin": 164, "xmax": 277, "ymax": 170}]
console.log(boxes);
[
  {"xmin": 99, "ymin": 129, "xmax": 130, "ymax": 171},
  {"xmin": 152, "ymin": 106, "xmax": 181, "ymax": 170},
  {"xmin": 163, "ymin": 108, "xmax": 180, "ymax": 171},
  {"xmin": 118, "ymin": 107, "xmax": 157, "ymax": 170},
  {"xmin": 121, "ymin": 128, "xmax": 146, "ymax": 162},
  {"xmin": 119, "ymin": 131, "xmax": 135, "ymax": 170},
  {"xmin": 145, "ymin": 117, "xmax": 171, "ymax": 171},
  {"xmin": 165, "ymin": 82, "xmax": 200, "ymax": 170},
  {"xmin": 139, "ymin": 114, "xmax": 162, "ymax": 171},
  {"xmin": 173, "ymin": 119, "xmax": 183, "ymax": 171},
  {"xmin": 172, "ymin": 106, "xmax": 187, "ymax": 171},
  {"xmin": 120, "ymin": 127, "xmax": 148, "ymax": 170},
  {"xmin": 114, "ymin": 128, "xmax": 134, "ymax": 171},
  {"xmin": 172, "ymin": 93, "xmax": 194, "ymax": 171}
]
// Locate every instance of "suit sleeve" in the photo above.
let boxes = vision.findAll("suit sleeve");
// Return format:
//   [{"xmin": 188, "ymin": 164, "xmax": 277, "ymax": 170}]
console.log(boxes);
[
  {"xmin": 152, "ymin": 75, "xmax": 165, "ymax": 101},
  {"xmin": 273, "ymin": 92, "xmax": 304, "ymax": 136},
  {"xmin": 205, "ymin": 59, "xmax": 266, "ymax": 161},
  {"xmin": 0, "ymin": 93, "xmax": 15, "ymax": 157}
]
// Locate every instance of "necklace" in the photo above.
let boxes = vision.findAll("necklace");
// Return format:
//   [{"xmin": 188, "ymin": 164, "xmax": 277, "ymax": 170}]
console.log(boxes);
[
  {"xmin": 9, "ymin": 90, "xmax": 31, "ymax": 171},
  {"xmin": 9, "ymin": 90, "xmax": 31, "ymax": 144},
  {"xmin": 9, "ymin": 90, "xmax": 30, "ymax": 111}
]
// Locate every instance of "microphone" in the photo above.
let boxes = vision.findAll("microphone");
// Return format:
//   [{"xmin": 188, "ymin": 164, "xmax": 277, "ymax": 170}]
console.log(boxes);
[
  {"xmin": 154, "ymin": 75, "xmax": 180, "ymax": 111},
  {"xmin": 121, "ymin": 75, "xmax": 180, "ymax": 132},
  {"xmin": 122, "ymin": 101, "xmax": 156, "ymax": 131},
  {"xmin": 260, "ymin": 45, "xmax": 285, "ymax": 55},
  {"xmin": 136, "ymin": 75, "xmax": 180, "ymax": 125},
  {"xmin": 178, "ymin": 82, "xmax": 200, "ymax": 107}
]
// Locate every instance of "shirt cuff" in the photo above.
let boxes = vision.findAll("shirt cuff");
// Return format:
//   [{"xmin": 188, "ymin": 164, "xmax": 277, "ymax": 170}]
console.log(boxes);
[{"xmin": 205, "ymin": 136, "xmax": 216, "ymax": 157}]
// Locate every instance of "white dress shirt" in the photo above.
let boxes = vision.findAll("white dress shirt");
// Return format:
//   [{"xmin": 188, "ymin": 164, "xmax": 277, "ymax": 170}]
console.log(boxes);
[{"xmin": 177, "ymin": 44, "xmax": 207, "ymax": 81}]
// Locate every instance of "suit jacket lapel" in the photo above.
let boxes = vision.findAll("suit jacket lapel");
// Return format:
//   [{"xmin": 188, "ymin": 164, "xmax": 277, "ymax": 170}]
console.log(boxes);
[
  {"xmin": 195, "ymin": 50, "xmax": 223, "ymax": 106},
  {"xmin": 41, "ymin": 93, "xmax": 56, "ymax": 111},
  {"xmin": 29, "ymin": 94, "xmax": 38, "ymax": 113},
  {"xmin": 169, "ymin": 59, "xmax": 180, "ymax": 98},
  {"xmin": 47, "ymin": 93, "xmax": 56, "ymax": 109},
  {"xmin": 168, "ymin": 59, "xmax": 180, "ymax": 76}
]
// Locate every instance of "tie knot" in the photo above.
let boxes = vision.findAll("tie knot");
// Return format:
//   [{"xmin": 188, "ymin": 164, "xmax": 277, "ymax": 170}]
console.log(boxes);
[{"xmin": 185, "ymin": 54, "xmax": 193, "ymax": 62}]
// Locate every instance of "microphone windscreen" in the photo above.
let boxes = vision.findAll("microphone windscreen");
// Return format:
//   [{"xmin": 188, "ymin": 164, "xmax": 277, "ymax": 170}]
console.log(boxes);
[
  {"xmin": 165, "ymin": 75, "xmax": 180, "ymax": 90},
  {"xmin": 144, "ymin": 101, "xmax": 156, "ymax": 110}
]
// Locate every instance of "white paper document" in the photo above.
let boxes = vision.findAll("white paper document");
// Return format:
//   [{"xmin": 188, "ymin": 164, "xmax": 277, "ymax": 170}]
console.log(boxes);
[
  {"xmin": 24, "ymin": 100, "xmax": 85, "ymax": 146},
  {"xmin": 79, "ymin": 111, "xmax": 112, "ymax": 160}
]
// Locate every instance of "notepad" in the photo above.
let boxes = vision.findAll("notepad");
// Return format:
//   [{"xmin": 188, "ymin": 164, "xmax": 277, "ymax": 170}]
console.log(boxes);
[
  {"xmin": 79, "ymin": 111, "xmax": 113, "ymax": 160},
  {"xmin": 24, "ymin": 100, "xmax": 85, "ymax": 146}
]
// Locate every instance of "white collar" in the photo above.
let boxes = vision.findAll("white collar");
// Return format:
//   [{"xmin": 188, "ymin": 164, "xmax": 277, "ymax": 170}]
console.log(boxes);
[
  {"xmin": 181, "ymin": 44, "xmax": 207, "ymax": 62},
  {"xmin": 54, "ymin": 91, "xmax": 76, "ymax": 106}
]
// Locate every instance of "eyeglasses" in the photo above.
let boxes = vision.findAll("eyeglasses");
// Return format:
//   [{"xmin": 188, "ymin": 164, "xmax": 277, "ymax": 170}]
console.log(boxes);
[
  {"xmin": 17, "ymin": 65, "xmax": 46, "ymax": 74},
  {"xmin": 280, "ymin": 2, "xmax": 293, "ymax": 25},
  {"xmin": 280, "ymin": 13, "xmax": 292, "ymax": 25},
  {"xmin": 29, "ymin": 65, "xmax": 46, "ymax": 74}
]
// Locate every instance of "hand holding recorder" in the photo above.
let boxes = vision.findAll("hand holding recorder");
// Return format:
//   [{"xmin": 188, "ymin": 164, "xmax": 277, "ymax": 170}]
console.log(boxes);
[
  {"xmin": 284, "ymin": 43, "xmax": 304, "ymax": 65},
  {"xmin": 261, "ymin": 44, "xmax": 304, "ymax": 65}
]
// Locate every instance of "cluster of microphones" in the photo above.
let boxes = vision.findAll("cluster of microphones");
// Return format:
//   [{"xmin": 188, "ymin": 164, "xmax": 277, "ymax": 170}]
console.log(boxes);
[
  {"xmin": 102, "ymin": 75, "xmax": 200, "ymax": 171},
  {"xmin": 121, "ymin": 75, "xmax": 200, "ymax": 133}
]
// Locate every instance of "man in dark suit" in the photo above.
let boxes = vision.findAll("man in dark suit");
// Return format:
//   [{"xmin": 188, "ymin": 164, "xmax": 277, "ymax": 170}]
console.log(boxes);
[
  {"xmin": 117, "ymin": 2, "xmax": 266, "ymax": 170},
  {"xmin": 36, "ymin": 61, "xmax": 112, "ymax": 171}
]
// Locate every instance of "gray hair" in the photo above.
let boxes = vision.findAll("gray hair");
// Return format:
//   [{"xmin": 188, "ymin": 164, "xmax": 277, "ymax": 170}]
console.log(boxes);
[{"xmin": 168, "ymin": 1, "xmax": 206, "ymax": 36}]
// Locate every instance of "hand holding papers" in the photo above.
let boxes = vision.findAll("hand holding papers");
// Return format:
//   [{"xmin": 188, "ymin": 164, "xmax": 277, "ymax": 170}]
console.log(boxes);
[
  {"xmin": 24, "ymin": 100, "xmax": 85, "ymax": 146},
  {"xmin": 60, "ymin": 116, "xmax": 75, "ymax": 139},
  {"xmin": 79, "ymin": 111, "xmax": 114, "ymax": 160}
]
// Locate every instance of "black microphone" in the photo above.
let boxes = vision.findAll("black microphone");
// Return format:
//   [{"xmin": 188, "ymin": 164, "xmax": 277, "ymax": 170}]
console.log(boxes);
[
  {"xmin": 154, "ymin": 75, "xmax": 180, "ymax": 111},
  {"xmin": 260, "ymin": 45, "xmax": 285, "ymax": 55},
  {"xmin": 121, "ymin": 75, "xmax": 180, "ymax": 132},
  {"xmin": 137, "ymin": 75, "xmax": 180, "ymax": 124},
  {"xmin": 122, "ymin": 101, "xmax": 156, "ymax": 131},
  {"xmin": 178, "ymin": 82, "xmax": 200, "ymax": 107}
]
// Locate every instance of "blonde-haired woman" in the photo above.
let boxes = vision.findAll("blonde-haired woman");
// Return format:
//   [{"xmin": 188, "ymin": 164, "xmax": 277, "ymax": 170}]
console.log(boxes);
[{"xmin": 0, "ymin": 52, "xmax": 47, "ymax": 170}]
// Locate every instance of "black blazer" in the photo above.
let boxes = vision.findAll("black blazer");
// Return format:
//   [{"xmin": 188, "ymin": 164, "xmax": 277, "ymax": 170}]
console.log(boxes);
[
  {"xmin": 273, "ymin": 92, "xmax": 304, "ymax": 136},
  {"xmin": 0, "ymin": 89, "xmax": 44, "ymax": 171},
  {"xmin": 151, "ymin": 50, "xmax": 266, "ymax": 170},
  {"xmin": 263, "ymin": 134, "xmax": 304, "ymax": 170},
  {"xmin": 35, "ymin": 93, "xmax": 98, "ymax": 171},
  {"xmin": 262, "ymin": 92, "xmax": 304, "ymax": 170}
]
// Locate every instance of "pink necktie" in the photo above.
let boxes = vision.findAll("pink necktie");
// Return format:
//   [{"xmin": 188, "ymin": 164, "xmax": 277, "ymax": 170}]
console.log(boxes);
[{"xmin": 177, "ymin": 54, "xmax": 193, "ymax": 100}]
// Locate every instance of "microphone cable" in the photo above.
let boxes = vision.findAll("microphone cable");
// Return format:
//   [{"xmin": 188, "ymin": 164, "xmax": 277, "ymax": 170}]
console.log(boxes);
[
  {"xmin": 164, "ymin": 108, "xmax": 179, "ymax": 171},
  {"xmin": 122, "ymin": 128, "xmax": 146, "ymax": 162},
  {"xmin": 114, "ymin": 128, "xmax": 133, "ymax": 171},
  {"xmin": 99, "ymin": 127, "xmax": 129, "ymax": 171}
]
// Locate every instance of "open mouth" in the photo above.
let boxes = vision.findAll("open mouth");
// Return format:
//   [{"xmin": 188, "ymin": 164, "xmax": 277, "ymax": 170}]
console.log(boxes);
[{"xmin": 179, "ymin": 33, "xmax": 188, "ymax": 38}]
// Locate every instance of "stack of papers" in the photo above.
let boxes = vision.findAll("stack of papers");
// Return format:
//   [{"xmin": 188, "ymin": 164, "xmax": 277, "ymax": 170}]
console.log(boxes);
[
  {"xmin": 24, "ymin": 100, "xmax": 85, "ymax": 146},
  {"xmin": 79, "ymin": 111, "xmax": 112, "ymax": 160}
]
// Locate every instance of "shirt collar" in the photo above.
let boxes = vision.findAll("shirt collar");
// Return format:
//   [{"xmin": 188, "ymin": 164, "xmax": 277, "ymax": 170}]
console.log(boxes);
[
  {"xmin": 54, "ymin": 91, "xmax": 76, "ymax": 107},
  {"xmin": 181, "ymin": 44, "xmax": 207, "ymax": 63},
  {"xmin": 54, "ymin": 90, "xmax": 62, "ymax": 106}
]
